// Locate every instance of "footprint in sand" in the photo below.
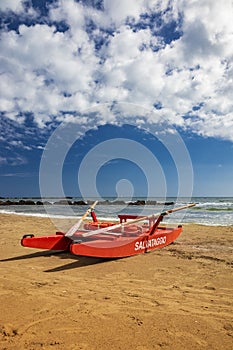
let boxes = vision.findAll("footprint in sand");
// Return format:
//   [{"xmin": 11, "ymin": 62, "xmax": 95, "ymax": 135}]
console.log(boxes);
[{"xmin": 0, "ymin": 324, "xmax": 18, "ymax": 338}]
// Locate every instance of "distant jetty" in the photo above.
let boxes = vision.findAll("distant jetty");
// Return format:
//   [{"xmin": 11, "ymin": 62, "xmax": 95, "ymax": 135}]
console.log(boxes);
[{"xmin": 0, "ymin": 199, "xmax": 174, "ymax": 206}]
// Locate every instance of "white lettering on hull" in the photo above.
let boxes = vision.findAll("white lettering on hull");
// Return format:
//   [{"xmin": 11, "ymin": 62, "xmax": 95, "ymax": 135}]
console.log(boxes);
[{"xmin": 134, "ymin": 236, "xmax": 167, "ymax": 251}]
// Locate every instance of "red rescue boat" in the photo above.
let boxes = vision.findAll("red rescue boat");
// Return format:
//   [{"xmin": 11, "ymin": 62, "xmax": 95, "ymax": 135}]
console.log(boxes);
[{"xmin": 21, "ymin": 202, "xmax": 195, "ymax": 259}]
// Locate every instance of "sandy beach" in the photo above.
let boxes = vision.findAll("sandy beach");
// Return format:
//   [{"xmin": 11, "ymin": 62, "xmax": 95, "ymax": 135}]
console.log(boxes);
[{"xmin": 0, "ymin": 213, "xmax": 232, "ymax": 350}]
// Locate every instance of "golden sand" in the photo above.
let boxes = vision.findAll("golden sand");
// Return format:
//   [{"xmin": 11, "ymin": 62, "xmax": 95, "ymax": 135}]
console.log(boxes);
[{"xmin": 0, "ymin": 214, "xmax": 232, "ymax": 350}]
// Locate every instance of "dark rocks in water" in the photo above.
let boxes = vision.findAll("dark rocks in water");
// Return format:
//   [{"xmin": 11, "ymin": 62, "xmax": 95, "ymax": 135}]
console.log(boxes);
[
  {"xmin": 127, "ymin": 200, "xmax": 174, "ymax": 206},
  {"xmin": 0, "ymin": 198, "xmax": 175, "ymax": 207},
  {"xmin": 54, "ymin": 199, "xmax": 87, "ymax": 205},
  {"xmin": 18, "ymin": 200, "xmax": 35, "ymax": 205},
  {"xmin": 0, "ymin": 200, "xmax": 17, "ymax": 206},
  {"xmin": 129, "ymin": 200, "xmax": 146, "ymax": 206},
  {"xmin": 35, "ymin": 201, "xmax": 52, "ymax": 205},
  {"xmin": 158, "ymin": 201, "xmax": 174, "ymax": 206},
  {"xmin": 145, "ymin": 200, "xmax": 174, "ymax": 206},
  {"xmin": 0, "ymin": 200, "xmax": 36, "ymax": 205},
  {"xmin": 73, "ymin": 200, "xmax": 87, "ymax": 205}
]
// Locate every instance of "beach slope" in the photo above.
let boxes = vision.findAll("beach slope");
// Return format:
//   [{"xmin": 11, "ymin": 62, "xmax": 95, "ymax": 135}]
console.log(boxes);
[{"xmin": 0, "ymin": 214, "xmax": 232, "ymax": 350}]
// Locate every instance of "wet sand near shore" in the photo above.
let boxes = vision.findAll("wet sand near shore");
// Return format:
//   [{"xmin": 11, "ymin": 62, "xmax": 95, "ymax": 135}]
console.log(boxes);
[{"xmin": 0, "ymin": 214, "xmax": 232, "ymax": 350}]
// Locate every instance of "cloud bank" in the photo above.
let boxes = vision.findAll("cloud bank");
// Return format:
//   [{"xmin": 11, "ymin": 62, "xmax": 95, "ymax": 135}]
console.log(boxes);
[{"xmin": 0, "ymin": 0, "xmax": 233, "ymax": 140}]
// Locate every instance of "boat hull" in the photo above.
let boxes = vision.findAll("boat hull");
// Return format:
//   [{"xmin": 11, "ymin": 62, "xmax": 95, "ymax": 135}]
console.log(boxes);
[
  {"xmin": 20, "ymin": 202, "xmax": 195, "ymax": 259},
  {"xmin": 21, "ymin": 226, "xmax": 182, "ymax": 258},
  {"xmin": 21, "ymin": 233, "xmax": 71, "ymax": 251},
  {"xmin": 70, "ymin": 226, "xmax": 182, "ymax": 258}
]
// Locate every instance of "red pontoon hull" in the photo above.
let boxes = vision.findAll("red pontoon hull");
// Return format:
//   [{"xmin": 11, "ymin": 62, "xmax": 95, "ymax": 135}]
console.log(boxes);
[
  {"xmin": 70, "ymin": 226, "xmax": 182, "ymax": 258},
  {"xmin": 21, "ymin": 226, "xmax": 182, "ymax": 258},
  {"xmin": 21, "ymin": 233, "xmax": 71, "ymax": 251}
]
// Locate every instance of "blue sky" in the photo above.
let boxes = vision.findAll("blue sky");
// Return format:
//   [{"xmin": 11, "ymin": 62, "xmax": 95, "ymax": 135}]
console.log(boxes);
[{"xmin": 0, "ymin": 0, "xmax": 233, "ymax": 198}]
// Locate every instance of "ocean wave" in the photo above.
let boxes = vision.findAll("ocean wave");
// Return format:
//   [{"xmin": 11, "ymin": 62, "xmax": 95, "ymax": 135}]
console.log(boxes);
[
  {"xmin": 0, "ymin": 209, "xmax": 121, "ymax": 223},
  {"xmin": 0, "ymin": 209, "xmax": 79, "ymax": 220},
  {"xmin": 196, "ymin": 202, "xmax": 233, "ymax": 207},
  {"xmin": 0, "ymin": 208, "xmax": 232, "ymax": 226},
  {"xmin": 193, "ymin": 207, "xmax": 233, "ymax": 211}
]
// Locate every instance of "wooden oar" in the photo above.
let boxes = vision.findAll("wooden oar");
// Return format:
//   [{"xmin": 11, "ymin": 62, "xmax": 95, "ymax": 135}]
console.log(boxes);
[
  {"xmin": 82, "ymin": 203, "xmax": 196, "ymax": 238},
  {"xmin": 149, "ymin": 203, "xmax": 196, "ymax": 236},
  {"xmin": 161, "ymin": 203, "xmax": 196, "ymax": 216},
  {"xmin": 65, "ymin": 200, "xmax": 98, "ymax": 237}
]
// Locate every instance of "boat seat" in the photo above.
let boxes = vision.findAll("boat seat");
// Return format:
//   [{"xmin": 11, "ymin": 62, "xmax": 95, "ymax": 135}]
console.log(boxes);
[{"xmin": 122, "ymin": 225, "xmax": 143, "ymax": 237}]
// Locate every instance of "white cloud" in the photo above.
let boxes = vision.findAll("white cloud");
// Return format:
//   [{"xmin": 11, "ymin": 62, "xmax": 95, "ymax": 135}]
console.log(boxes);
[
  {"xmin": 103, "ymin": 0, "xmax": 145, "ymax": 25},
  {"xmin": 0, "ymin": 0, "xmax": 24, "ymax": 12},
  {"xmin": 0, "ymin": 155, "xmax": 27, "ymax": 166},
  {"xmin": 9, "ymin": 140, "xmax": 32, "ymax": 150},
  {"xmin": 0, "ymin": 0, "xmax": 37, "ymax": 18},
  {"xmin": 0, "ymin": 0, "xmax": 233, "ymax": 141},
  {"xmin": 0, "ymin": 172, "xmax": 31, "ymax": 177}
]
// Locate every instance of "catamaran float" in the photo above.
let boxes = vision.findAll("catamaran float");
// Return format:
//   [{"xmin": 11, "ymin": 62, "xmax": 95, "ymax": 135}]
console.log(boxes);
[{"xmin": 21, "ymin": 202, "xmax": 195, "ymax": 258}]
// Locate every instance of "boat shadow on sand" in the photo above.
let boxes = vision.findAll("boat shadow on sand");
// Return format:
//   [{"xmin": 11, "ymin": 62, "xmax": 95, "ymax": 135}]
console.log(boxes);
[{"xmin": 0, "ymin": 250, "xmax": 111, "ymax": 272}]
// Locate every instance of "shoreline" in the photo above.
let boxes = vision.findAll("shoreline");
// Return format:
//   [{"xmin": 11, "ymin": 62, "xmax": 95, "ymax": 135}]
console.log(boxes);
[
  {"xmin": 0, "ymin": 211, "xmax": 232, "ymax": 227},
  {"xmin": 0, "ymin": 214, "xmax": 232, "ymax": 350}
]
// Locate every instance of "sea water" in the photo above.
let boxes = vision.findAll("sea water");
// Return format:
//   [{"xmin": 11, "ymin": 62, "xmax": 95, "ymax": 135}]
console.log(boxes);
[{"xmin": 0, "ymin": 197, "xmax": 232, "ymax": 226}]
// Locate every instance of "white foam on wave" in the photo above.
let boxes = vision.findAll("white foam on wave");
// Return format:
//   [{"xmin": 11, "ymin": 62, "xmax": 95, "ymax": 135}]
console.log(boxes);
[
  {"xmin": 196, "ymin": 201, "xmax": 233, "ymax": 207},
  {"xmin": 0, "ymin": 209, "xmax": 119, "ymax": 222},
  {"xmin": 0, "ymin": 209, "xmax": 79, "ymax": 220},
  {"xmin": 0, "ymin": 209, "xmax": 232, "ymax": 226}
]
